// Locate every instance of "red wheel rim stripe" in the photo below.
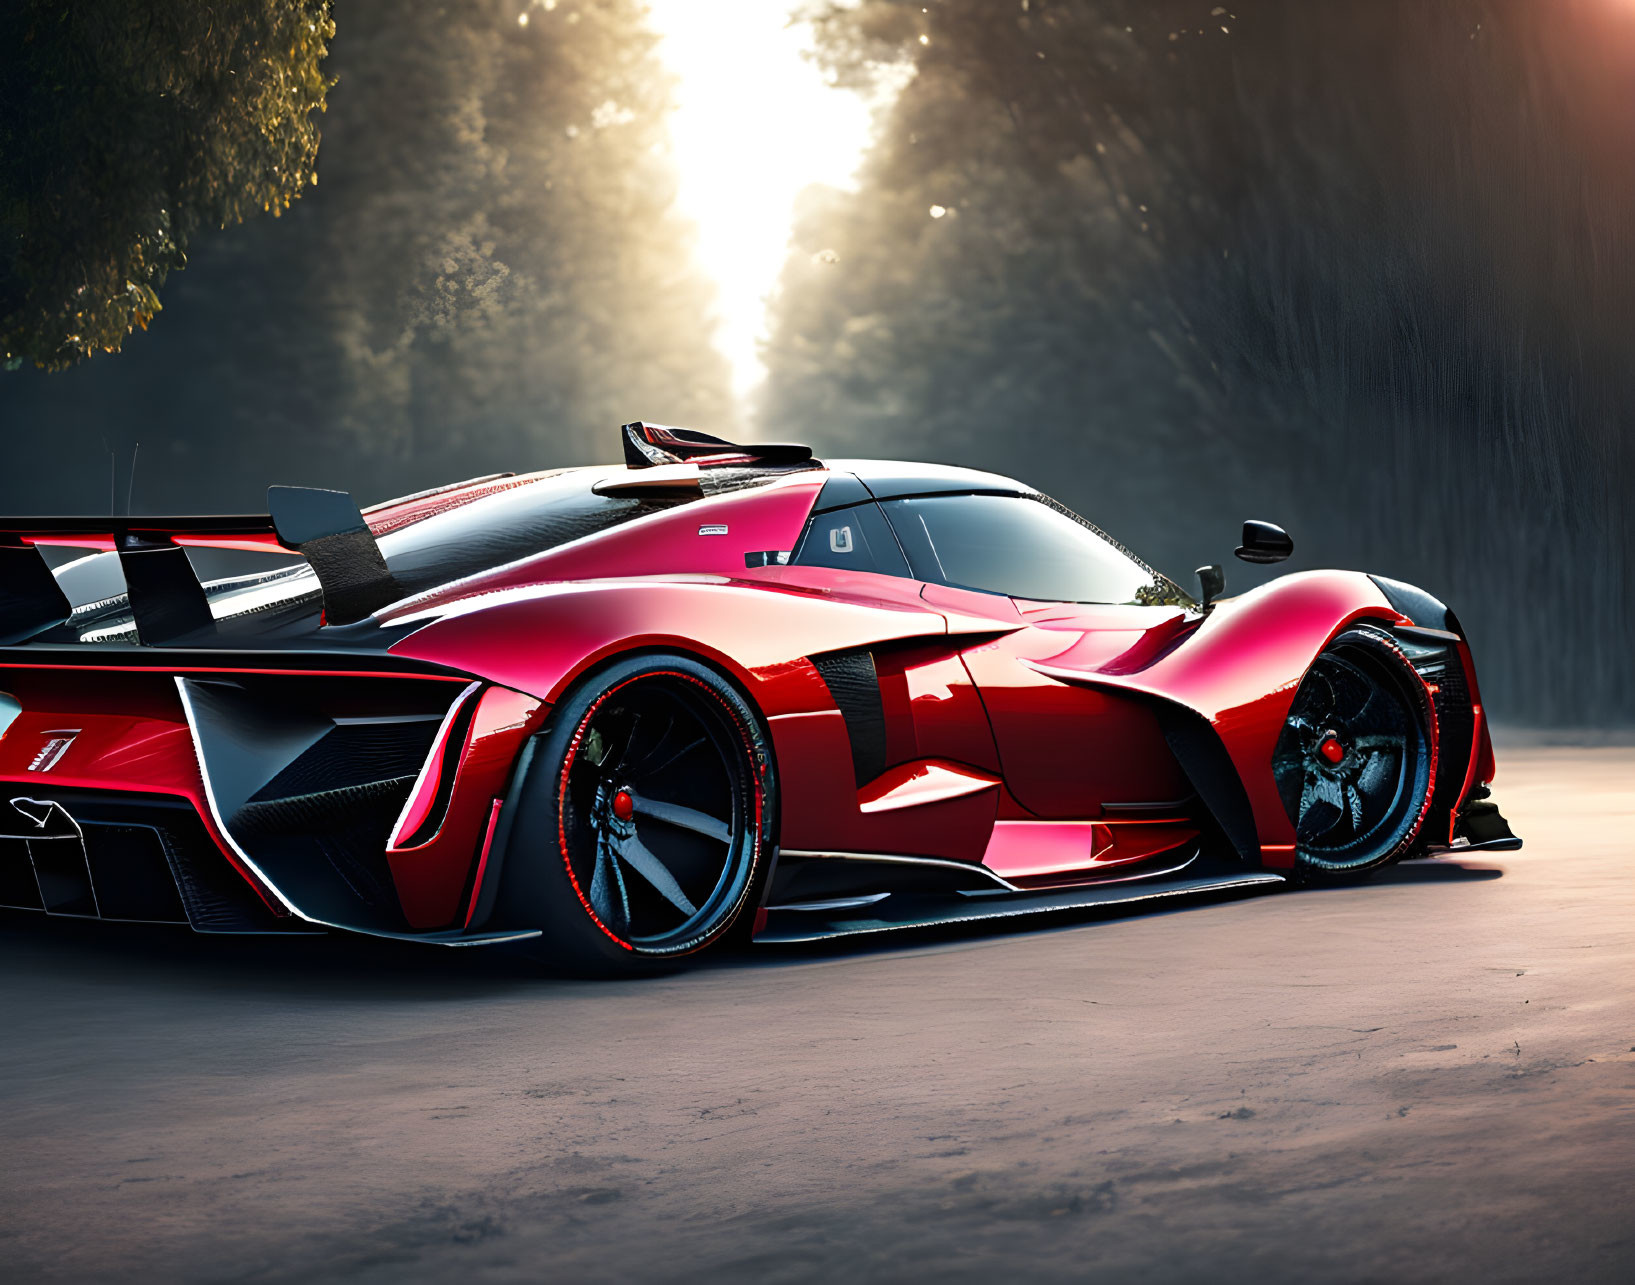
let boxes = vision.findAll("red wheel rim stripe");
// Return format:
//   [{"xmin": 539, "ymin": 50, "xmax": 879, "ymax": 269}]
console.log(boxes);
[{"xmin": 555, "ymin": 669, "xmax": 765, "ymax": 951}]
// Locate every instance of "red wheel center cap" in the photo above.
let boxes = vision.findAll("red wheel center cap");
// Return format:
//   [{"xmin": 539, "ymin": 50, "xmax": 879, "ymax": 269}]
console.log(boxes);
[
  {"xmin": 1318, "ymin": 737, "xmax": 1345, "ymax": 765},
  {"xmin": 611, "ymin": 789, "xmax": 635, "ymax": 821}
]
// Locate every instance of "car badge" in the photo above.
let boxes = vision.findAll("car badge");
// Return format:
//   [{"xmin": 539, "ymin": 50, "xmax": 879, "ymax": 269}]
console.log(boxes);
[
  {"xmin": 28, "ymin": 731, "xmax": 79, "ymax": 773},
  {"xmin": 698, "ymin": 524, "xmax": 729, "ymax": 536}
]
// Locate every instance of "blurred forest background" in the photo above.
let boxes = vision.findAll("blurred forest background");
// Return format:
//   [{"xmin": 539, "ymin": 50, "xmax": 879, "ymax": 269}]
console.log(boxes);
[{"xmin": 2, "ymin": 0, "xmax": 1632, "ymax": 726}]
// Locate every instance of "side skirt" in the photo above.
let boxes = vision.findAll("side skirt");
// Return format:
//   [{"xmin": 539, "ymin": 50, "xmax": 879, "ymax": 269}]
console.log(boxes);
[
  {"xmin": 755, "ymin": 852, "xmax": 1286, "ymax": 944},
  {"xmin": 340, "ymin": 925, "xmax": 543, "ymax": 947}
]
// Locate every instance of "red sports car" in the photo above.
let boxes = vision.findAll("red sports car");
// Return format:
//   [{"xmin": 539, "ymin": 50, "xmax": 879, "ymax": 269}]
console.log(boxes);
[{"xmin": 0, "ymin": 422, "xmax": 1519, "ymax": 972}]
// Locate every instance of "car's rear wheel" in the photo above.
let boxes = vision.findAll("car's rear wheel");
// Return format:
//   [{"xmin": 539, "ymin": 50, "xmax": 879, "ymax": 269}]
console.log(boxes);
[
  {"xmin": 1272, "ymin": 628, "xmax": 1437, "ymax": 881},
  {"xmin": 505, "ymin": 653, "xmax": 775, "ymax": 973}
]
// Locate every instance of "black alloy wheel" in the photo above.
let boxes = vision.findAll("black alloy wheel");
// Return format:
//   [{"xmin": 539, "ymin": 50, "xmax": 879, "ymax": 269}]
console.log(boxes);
[
  {"xmin": 1272, "ymin": 628, "xmax": 1437, "ymax": 879},
  {"xmin": 503, "ymin": 653, "xmax": 775, "ymax": 972}
]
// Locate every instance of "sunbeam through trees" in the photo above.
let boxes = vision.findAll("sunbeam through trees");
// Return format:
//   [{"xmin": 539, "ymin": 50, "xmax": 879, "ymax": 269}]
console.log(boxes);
[{"xmin": 2, "ymin": 0, "xmax": 1631, "ymax": 726}]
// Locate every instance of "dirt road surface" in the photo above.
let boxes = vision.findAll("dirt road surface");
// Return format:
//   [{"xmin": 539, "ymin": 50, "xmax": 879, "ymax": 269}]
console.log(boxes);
[{"xmin": 1, "ymin": 745, "xmax": 1631, "ymax": 1283}]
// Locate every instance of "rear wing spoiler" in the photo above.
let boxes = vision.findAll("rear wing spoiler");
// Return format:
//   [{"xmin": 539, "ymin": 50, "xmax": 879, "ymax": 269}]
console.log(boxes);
[{"xmin": 0, "ymin": 487, "xmax": 399, "ymax": 645}]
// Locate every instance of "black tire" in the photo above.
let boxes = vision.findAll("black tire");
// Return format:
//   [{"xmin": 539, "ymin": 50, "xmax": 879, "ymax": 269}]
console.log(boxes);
[
  {"xmin": 501, "ymin": 652, "xmax": 776, "ymax": 974},
  {"xmin": 1272, "ymin": 627, "xmax": 1437, "ymax": 883}
]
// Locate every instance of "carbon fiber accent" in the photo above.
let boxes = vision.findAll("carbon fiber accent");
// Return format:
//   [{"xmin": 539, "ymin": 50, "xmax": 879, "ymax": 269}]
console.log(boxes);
[
  {"xmin": 810, "ymin": 649, "xmax": 887, "ymax": 786},
  {"xmin": 267, "ymin": 486, "xmax": 401, "ymax": 626},
  {"xmin": 1151, "ymin": 704, "xmax": 1260, "ymax": 864},
  {"xmin": 80, "ymin": 823, "xmax": 189, "ymax": 923},
  {"xmin": 1371, "ymin": 576, "xmax": 1454, "ymax": 632},
  {"xmin": 385, "ymin": 495, "xmax": 678, "ymax": 598},
  {"xmin": 758, "ymin": 850, "xmax": 1285, "ymax": 944},
  {"xmin": 811, "ymin": 473, "xmax": 872, "ymax": 512},
  {"xmin": 0, "ymin": 835, "xmax": 41, "ymax": 909},
  {"xmin": 698, "ymin": 464, "xmax": 821, "ymax": 496},
  {"xmin": 0, "ymin": 541, "xmax": 72, "ymax": 645},
  {"xmin": 15, "ymin": 803, "xmax": 98, "ymax": 916},
  {"xmin": 769, "ymin": 851, "xmax": 1009, "ymax": 905},
  {"xmin": 222, "ymin": 710, "xmax": 442, "ymax": 924},
  {"xmin": 232, "ymin": 821, "xmax": 403, "ymax": 921},
  {"xmin": 251, "ymin": 721, "xmax": 440, "ymax": 801},
  {"xmin": 0, "ymin": 790, "xmax": 293, "ymax": 932},
  {"xmin": 158, "ymin": 810, "xmax": 295, "ymax": 932},
  {"xmin": 1402, "ymin": 637, "xmax": 1475, "ymax": 845},
  {"xmin": 294, "ymin": 529, "xmax": 400, "ymax": 624},
  {"xmin": 116, "ymin": 538, "xmax": 214, "ymax": 643},
  {"xmin": 234, "ymin": 777, "xmax": 417, "ymax": 837},
  {"xmin": 230, "ymin": 775, "xmax": 412, "ymax": 924}
]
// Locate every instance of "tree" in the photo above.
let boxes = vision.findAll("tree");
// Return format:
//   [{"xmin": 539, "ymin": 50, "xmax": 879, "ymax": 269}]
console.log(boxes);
[
  {"xmin": 763, "ymin": 0, "xmax": 1635, "ymax": 725},
  {"xmin": 0, "ymin": 0, "xmax": 729, "ymax": 512},
  {"xmin": 0, "ymin": 1, "xmax": 334, "ymax": 370},
  {"xmin": 290, "ymin": 0, "xmax": 733, "ymax": 474}
]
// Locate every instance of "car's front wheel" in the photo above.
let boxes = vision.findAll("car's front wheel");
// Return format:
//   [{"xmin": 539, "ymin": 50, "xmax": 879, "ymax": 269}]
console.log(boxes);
[
  {"xmin": 1272, "ymin": 627, "xmax": 1437, "ymax": 881},
  {"xmin": 503, "ymin": 653, "xmax": 775, "ymax": 973}
]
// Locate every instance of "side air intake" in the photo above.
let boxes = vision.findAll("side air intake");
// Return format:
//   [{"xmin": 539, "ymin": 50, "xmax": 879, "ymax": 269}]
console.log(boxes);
[
  {"xmin": 177, "ymin": 675, "xmax": 468, "ymax": 932},
  {"xmin": 809, "ymin": 649, "xmax": 888, "ymax": 787}
]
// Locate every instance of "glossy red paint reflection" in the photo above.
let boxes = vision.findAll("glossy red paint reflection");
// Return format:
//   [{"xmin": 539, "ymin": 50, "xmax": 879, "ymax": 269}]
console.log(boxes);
[
  {"xmin": 0, "ymin": 670, "xmax": 283, "ymax": 911},
  {"xmin": 388, "ymin": 682, "xmax": 484, "ymax": 849},
  {"xmin": 983, "ymin": 819, "xmax": 1199, "ymax": 883},
  {"xmin": 769, "ymin": 711, "xmax": 998, "ymax": 864},
  {"xmin": 857, "ymin": 759, "xmax": 1001, "ymax": 813},
  {"xmin": 0, "ymin": 459, "xmax": 1500, "ymax": 938},
  {"xmin": 386, "ymin": 684, "xmax": 544, "ymax": 930},
  {"xmin": 381, "ymin": 473, "xmax": 825, "ymax": 622}
]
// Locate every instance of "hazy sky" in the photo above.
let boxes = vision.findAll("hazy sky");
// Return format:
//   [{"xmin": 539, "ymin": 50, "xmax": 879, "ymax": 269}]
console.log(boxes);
[{"xmin": 642, "ymin": 0, "xmax": 890, "ymax": 401}]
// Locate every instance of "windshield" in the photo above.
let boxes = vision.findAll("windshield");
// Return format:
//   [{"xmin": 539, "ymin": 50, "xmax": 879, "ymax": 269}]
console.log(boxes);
[{"xmin": 880, "ymin": 493, "xmax": 1191, "ymax": 607}]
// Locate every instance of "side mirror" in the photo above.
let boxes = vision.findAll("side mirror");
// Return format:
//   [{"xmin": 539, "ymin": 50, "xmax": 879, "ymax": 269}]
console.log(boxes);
[
  {"xmin": 1195, "ymin": 563, "xmax": 1225, "ymax": 610},
  {"xmin": 1234, "ymin": 520, "xmax": 1293, "ymax": 565}
]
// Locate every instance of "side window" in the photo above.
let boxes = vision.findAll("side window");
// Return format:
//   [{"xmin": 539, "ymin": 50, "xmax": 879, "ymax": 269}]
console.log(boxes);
[
  {"xmin": 792, "ymin": 502, "xmax": 911, "ymax": 577},
  {"xmin": 879, "ymin": 493, "xmax": 1168, "ymax": 604}
]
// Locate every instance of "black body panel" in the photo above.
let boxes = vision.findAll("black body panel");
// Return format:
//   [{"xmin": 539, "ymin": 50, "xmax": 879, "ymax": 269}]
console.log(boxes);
[{"xmin": 810, "ymin": 649, "xmax": 888, "ymax": 786}]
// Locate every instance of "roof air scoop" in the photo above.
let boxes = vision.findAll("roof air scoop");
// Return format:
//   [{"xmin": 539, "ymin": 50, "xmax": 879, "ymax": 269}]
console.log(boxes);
[
  {"xmin": 620, "ymin": 421, "xmax": 814, "ymax": 469},
  {"xmin": 268, "ymin": 487, "xmax": 401, "ymax": 626}
]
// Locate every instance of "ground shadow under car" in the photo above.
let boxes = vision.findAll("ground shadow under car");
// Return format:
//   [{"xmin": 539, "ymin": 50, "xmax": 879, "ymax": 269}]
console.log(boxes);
[
  {"xmin": 0, "ymin": 857, "xmax": 1503, "ymax": 993},
  {"xmin": 1324, "ymin": 856, "xmax": 1504, "ymax": 886}
]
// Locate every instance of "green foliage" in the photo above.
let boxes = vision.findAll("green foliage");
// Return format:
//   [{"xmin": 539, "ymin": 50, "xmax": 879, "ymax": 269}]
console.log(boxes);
[
  {"xmin": 0, "ymin": 0, "xmax": 730, "ymax": 507},
  {"xmin": 287, "ymin": 0, "xmax": 733, "ymax": 472},
  {"xmin": 0, "ymin": 0, "xmax": 334, "ymax": 370},
  {"xmin": 765, "ymin": 0, "xmax": 1635, "ymax": 725}
]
